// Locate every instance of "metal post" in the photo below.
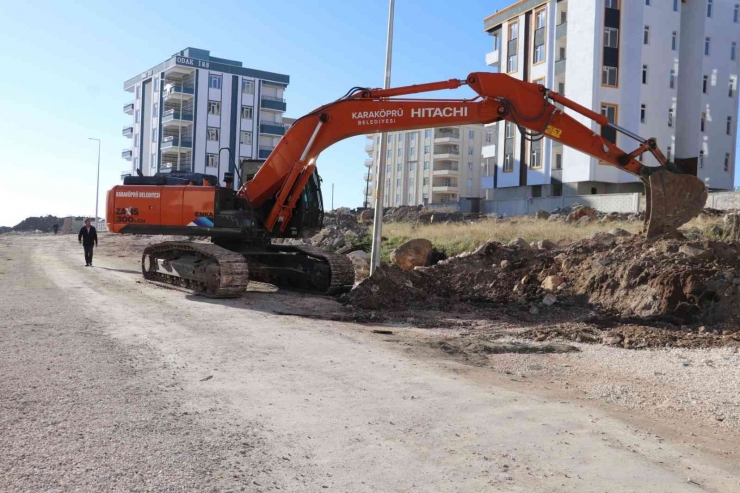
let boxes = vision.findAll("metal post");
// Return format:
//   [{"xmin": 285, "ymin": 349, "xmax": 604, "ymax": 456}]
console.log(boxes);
[
  {"xmin": 331, "ymin": 183, "xmax": 335, "ymax": 210},
  {"xmin": 89, "ymin": 138, "xmax": 101, "ymax": 227},
  {"xmin": 370, "ymin": 0, "xmax": 395, "ymax": 275}
]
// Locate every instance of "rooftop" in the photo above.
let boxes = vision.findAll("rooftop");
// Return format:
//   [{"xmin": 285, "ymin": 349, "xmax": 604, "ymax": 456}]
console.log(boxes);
[
  {"xmin": 124, "ymin": 47, "xmax": 290, "ymax": 90},
  {"xmin": 483, "ymin": 0, "xmax": 541, "ymax": 32}
]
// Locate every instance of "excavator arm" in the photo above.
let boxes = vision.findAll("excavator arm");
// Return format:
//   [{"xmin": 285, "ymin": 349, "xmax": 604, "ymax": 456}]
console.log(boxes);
[{"xmin": 241, "ymin": 72, "xmax": 706, "ymax": 237}]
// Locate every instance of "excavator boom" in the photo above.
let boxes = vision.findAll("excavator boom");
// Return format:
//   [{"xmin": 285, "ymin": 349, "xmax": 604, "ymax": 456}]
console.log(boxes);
[{"xmin": 243, "ymin": 72, "xmax": 706, "ymax": 237}]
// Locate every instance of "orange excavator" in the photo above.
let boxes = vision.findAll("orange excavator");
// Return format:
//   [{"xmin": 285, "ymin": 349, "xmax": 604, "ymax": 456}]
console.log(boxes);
[{"xmin": 107, "ymin": 72, "xmax": 707, "ymax": 297}]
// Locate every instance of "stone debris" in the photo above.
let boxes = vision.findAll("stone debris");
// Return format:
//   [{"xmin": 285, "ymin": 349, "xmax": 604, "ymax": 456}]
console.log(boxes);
[{"xmin": 390, "ymin": 239, "xmax": 433, "ymax": 271}]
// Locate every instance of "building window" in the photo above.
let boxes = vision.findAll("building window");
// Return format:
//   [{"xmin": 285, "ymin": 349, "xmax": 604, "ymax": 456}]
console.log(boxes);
[
  {"xmin": 386, "ymin": 164, "xmax": 391, "ymax": 173},
  {"xmin": 423, "ymin": 177, "xmax": 429, "ymax": 186},
  {"xmin": 604, "ymin": 27, "xmax": 619, "ymax": 48},
  {"xmin": 705, "ymin": 37, "xmax": 711, "ymax": 56},
  {"xmin": 240, "ymin": 131, "xmax": 252, "ymax": 145},
  {"xmin": 425, "ymin": 129, "xmax": 431, "ymax": 139},
  {"xmin": 395, "ymin": 194, "xmax": 400, "ymax": 204},
  {"xmin": 735, "ymin": 4, "xmax": 739, "ymax": 23},
  {"xmin": 534, "ymin": 8, "xmax": 546, "ymax": 64},
  {"xmin": 668, "ymin": 108, "xmax": 674, "ymax": 127},
  {"xmin": 504, "ymin": 121, "xmax": 515, "ymax": 172},
  {"xmin": 468, "ymin": 146, "xmax": 473, "ymax": 155},
  {"xmin": 208, "ymin": 127, "xmax": 220, "ymax": 141},
  {"xmin": 209, "ymin": 74, "xmax": 222, "ymax": 89},
  {"xmin": 701, "ymin": 113, "xmax": 706, "ymax": 132},
  {"xmin": 424, "ymin": 145, "xmax": 430, "ymax": 154},
  {"xmin": 703, "ymin": 75, "xmax": 708, "ymax": 94},
  {"xmin": 398, "ymin": 134, "xmax": 403, "ymax": 142},
  {"xmin": 408, "ymin": 193, "xmax": 413, "ymax": 203},
  {"xmin": 728, "ymin": 116, "xmax": 733, "ymax": 135},
  {"xmin": 133, "ymin": 157, "xmax": 138, "ymax": 169},
  {"xmin": 646, "ymin": 0, "xmax": 650, "ymax": 5},
  {"xmin": 530, "ymin": 139, "xmax": 541, "ymax": 168},
  {"xmin": 725, "ymin": 153, "xmax": 731, "ymax": 171},
  {"xmin": 643, "ymin": 26, "xmax": 650, "ymax": 45},
  {"xmin": 241, "ymin": 106, "xmax": 253, "ymax": 120},
  {"xmin": 671, "ymin": 32, "xmax": 678, "ymax": 51},
  {"xmin": 423, "ymin": 161, "xmax": 429, "ymax": 170},
  {"xmin": 555, "ymin": 153, "xmax": 563, "ymax": 170},
  {"xmin": 467, "ymin": 178, "xmax": 473, "ymax": 189},
  {"xmin": 507, "ymin": 21, "xmax": 519, "ymax": 73},
  {"xmin": 605, "ymin": 0, "xmax": 619, "ymax": 8},
  {"xmin": 469, "ymin": 130, "xmax": 475, "ymax": 139},
  {"xmin": 485, "ymin": 132, "xmax": 493, "ymax": 144},
  {"xmin": 699, "ymin": 150, "xmax": 704, "ymax": 168},
  {"xmin": 468, "ymin": 162, "xmax": 473, "ymax": 171},
  {"xmin": 731, "ymin": 76, "xmax": 737, "ymax": 97},
  {"xmin": 602, "ymin": 66, "xmax": 618, "ymax": 87},
  {"xmin": 409, "ymin": 162, "xmax": 415, "ymax": 171},
  {"xmin": 135, "ymin": 85, "xmax": 140, "ymax": 99},
  {"xmin": 409, "ymin": 177, "xmax": 414, "ymax": 187},
  {"xmin": 707, "ymin": 0, "xmax": 713, "ymax": 17},
  {"xmin": 732, "ymin": 42, "xmax": 737, "ymax": 61},
  {"xmin": 667, "ymin": 146, "xmax": 672, "ymax": 162},
  {"xmin": 242, "ymin": 79, "xmax": 254, "ymax": 94},
  {"xmin": 208, "ymin": 101, "xmax": 221, "ymax": 116},
  {"xmin": 642, "ymin": 65, "xmax": 648, "ymax": 85},
  {"xmin": 397, "ymin": 148, "xmax": 402, "ymax": 157},
  {"xmin": 134, "ymin": 133, "xmax": 139, "ymax": 147},
  {"xmin": 670, "ymin": 69, "xmax": 676, "ymax": 89},
  {"xmin": 152, "ymin": 128, "xmax": 158, "ymax": 143},
  {"xmin": 503, "ymin": 153, "xmax": 514, "ymax": 172},
  {"xmin": 387, "ymin": 134, "xmax": 392, "ymax": 143},
  {"xmin": 601, "ymin": 103, "xmax": 618, "ymax": 143},
  {"xmin": 151, "ymin": 152, "xmax": 157, "ymax": 168},
  {"xmin": 409, "ymin": 133, "xmax": 416, "ymax": 142},
  {"xmin": 397, "ymin": 163, "xmax": 402, "ymax": 171},
  {"xmin": 207, "ymin": 154, "xmax": 218, "ymax": 168},
  {"xmin": 153, "ymin": 103, "xmax": 158, "ymax": 118},
  {"xmin": 410, "ymin": 147, "xmax": 416, "ymax": 158},
  {"xmin": 673, "ymin": 0, "xmax": 679, "ymax": 12},
  {"xmin": 387, "ymin": 149, "xmax": 391, "ymax": 159},
  {"xmin": 505, "ymin": 121, "xmax": 514, "ymax": 138},
  {"xmin": 153, "ymin": 76, "xmax": 159, "ymax": 92},
  {"xmin": 640, "ymin": 104, "xmax": 646, "ymax": 124},
  {"xmin": 135, "ymin": 109, "xmax": 140, "ymax": 123},
  {"xmin": 396, "ymin": 179, "xmax": 401, "ymax": 187}
]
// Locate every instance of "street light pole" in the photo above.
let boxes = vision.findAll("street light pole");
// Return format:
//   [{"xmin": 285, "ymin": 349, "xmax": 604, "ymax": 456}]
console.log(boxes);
[
  {"xmin": 89, "ymin": 138, "xmax": 101, "ymax": 228},
  {"xmin": 370, "ymin": 0, "xmax": 395, "ymax": 275}
]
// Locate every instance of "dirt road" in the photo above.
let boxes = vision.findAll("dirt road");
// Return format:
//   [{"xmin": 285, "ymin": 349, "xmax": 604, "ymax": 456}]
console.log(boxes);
[{"xmin": 1, "ymin": 233, "xmax": 739, "ymax": 492}]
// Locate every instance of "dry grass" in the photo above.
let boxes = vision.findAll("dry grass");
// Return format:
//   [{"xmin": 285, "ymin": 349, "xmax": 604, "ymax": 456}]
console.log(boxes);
[{"xmin": 381, "ymin": 215, "xmax": 724, "ymax": 259}]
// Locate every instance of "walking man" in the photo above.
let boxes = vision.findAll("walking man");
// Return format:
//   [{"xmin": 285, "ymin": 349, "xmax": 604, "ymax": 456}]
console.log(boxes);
[{"xmin": 78, "ymin": 219, "xmax": 98, "ymax": 267}]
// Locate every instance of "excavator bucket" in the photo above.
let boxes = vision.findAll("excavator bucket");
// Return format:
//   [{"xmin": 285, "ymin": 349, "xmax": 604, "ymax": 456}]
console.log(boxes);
[{"xmin": 644, "ymin": 169, "xmax": 707, "ymax": 238}]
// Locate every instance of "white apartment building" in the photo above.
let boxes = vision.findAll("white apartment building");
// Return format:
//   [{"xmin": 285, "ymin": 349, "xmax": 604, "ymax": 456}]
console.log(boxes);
[
  {"xmin": 482, "ymin": 0, "xmax": 740, "ymax": 200},
  {"xmin": 122, "ymin": 47, "xmax": 289, "ymax": 187},
  {"xmin": 363, "ymin": 125, "xmax": 486, "ymax": 207}
]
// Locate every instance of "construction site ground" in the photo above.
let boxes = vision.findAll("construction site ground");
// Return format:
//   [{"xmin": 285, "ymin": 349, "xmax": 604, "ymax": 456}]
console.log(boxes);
[{"xmin": 2, "ymin": 232, "xmax": 740, "ymax": 492}]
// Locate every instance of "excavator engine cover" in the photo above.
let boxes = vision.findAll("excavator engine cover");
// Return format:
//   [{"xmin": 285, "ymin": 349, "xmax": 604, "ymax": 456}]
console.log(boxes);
[{"xmin": 644, "ymin": 169, "xmax": 707, "ymax": 238}]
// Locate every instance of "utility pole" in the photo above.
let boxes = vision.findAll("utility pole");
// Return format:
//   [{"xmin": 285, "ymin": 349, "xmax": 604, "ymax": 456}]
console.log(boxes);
[
  {"xmin": 370, "ymin": 0, "xmax": 395, "ymax": 275},
  {"xmin": 331, "ymin": 183, "xmax": 335, "ymax": 210},
  {"xmin": 88, "ymin": 138, "xmax": 101, "ymax": 227}
]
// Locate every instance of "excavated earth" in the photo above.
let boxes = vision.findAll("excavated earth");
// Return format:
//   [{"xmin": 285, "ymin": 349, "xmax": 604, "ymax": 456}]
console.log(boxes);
[{"xmin": 345, "ymin": 233, "xmax": 740, "ymax": 350}]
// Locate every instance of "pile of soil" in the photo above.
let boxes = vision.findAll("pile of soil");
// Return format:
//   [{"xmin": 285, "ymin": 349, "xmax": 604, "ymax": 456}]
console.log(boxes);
[{"xmin": 346, "ymin": 233, "xmax": 740, "ymax": 347}]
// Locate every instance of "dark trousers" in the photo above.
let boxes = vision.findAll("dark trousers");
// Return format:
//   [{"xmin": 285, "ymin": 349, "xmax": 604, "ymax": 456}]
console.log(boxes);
[{"xmin": 84, "ymin": 245, "xmax": 94, "ymax": 265}]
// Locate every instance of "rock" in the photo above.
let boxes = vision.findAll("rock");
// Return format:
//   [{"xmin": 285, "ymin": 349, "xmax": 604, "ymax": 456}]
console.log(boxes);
[
  {"xmin": 566, "ymin": 206, "xmax": 597, "ymax": 223},
  {"xmin": 556, "ymin": 282, "xmax": 568, "ymax": 291},
  {"xmin": 602, "ymin": 334, "xmax": 623, "ymax": 345},
  {"xmin": 500, "ymin": 259, "xmax": 511, "ymax": 269},
  {"xmin": 609, "ymin": 228, "xmax": 631, "ymax": 237},
  {"xmin": 603, "ymin": 212, "xmax": 621, "ymax": 223},
  {"xmin": 535, "ymin": 210, "xmax": 550, "ymax": 220},
  {"xmin": 472, "ymin": 241, "xmax": 496, "ymax": 256},
  {"xmin": 529, "ymin": 241, "xmax": 538, "ymax": 250},
  {"xmin": 592, "ymin": 232, "xmax": 615, "ymax": 247},
  {"xmin": 537, "ymin": 239, "xmax": 557, "ymax": 250},
  {"xmin": 347, "ymin": 250, "xmax": 370, "ymax": 261},
  {"xmin": 679, "ymin": 245, "xmax": 713, "ymax": 260},
  {"xmin": 542, "ymin": 293, "xmax": 557, "ymax": 306},
  {"xmin": 547, "ymin": 214, "xmax": 562, "ymax": 222},
  {"xmin": 507, "ymin": 237, "xmax": 532, "ymax": 250},
  {"xmin": 575, "ymin": 216, "xmax": 593, "ymax": 227},
  {"xmin": 529, "ymin": 305, "xmax": 540, "ymax": 315},
  {"xmin": 310, "ymin": 233, "xmax": 326, "ymax": 245},
  {"xmin": 331, "ymin": 237, "xmax": 346, "ymax": 249},
  {"xmin": 542, "ymin": 275, "xmax": 564, "ymax": 291},
  {"xmin": 359, "ymin": 209, "xmax": 374, "ymax": 222},
  {"xmin": 390, "ymin": 238, "xmax": 433, "ymax": 271}
]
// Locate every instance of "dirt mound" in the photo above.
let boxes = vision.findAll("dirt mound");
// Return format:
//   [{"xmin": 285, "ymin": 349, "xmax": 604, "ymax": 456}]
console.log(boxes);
[{"xmin": 347, "ymin": 234, "xmax": 740, "ymax": 338}]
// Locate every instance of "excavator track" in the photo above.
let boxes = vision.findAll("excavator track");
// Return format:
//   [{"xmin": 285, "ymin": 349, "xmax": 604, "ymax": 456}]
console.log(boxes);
[
  {"xmin": 243, "ymin": 243, "xmax": 355, "ymax": 295},
  {"xmin": 141, "ymin": 241, "xmax": 249, "ymax": 298}
]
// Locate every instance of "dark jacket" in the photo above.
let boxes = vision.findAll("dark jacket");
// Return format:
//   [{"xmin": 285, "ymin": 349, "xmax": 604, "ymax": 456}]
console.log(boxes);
[{"xmin": 78, "ymin": 226, "xmax": 98, "ymax": 246}]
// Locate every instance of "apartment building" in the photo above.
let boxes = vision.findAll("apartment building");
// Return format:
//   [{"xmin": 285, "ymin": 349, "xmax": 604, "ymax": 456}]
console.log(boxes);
[
  {"xmin": 122, "ymin": 47, "xmax": 289, "ymax": 187},
  {"xmin": 482, "ymin": 0, "xmax": 740, "ymax": 200},
  {"xmin": 363, "ymin": 125, "xmax": 486, "ymax": 207}
]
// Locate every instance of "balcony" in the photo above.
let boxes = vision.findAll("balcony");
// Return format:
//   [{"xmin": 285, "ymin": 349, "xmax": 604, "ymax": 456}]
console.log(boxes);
[
  {"xmin": 122, "ymin": 125, "xmax": 133, "ymax": 138},
  {"xmin": 123, "ymin": 102, "xmax": 134, "ymax": 115},
  {"xmin": 122, "ymin": 149, "xmax": 133, "ymax": 160},
  {"xmin": 160, "ymin": 136, "xmax": 193, "ymax": 150},
  {"xmin": 556, "ymin": 22, "xmax": 567, "ymax": 40},
  {"xmin": 433, "ymin": 166, "xmax": 459, "ymax": 177},
  {"xmin": 433, "ymin": 148, "xmax": 460, "ymax": 160},
  {"xmin": 259, "ymin": 121, "xmax": 289, "ymax": 136},
  {"xmin": 364, "ymin": 143, "xmax": 374, "ymax": 156},
  {"xmin": 261, "ymin": 95, "xmax": 287, "ymax": 112},
  {"xmin": 161, "ymin": 109, "xmax": 194, "ymax": 127},
  {"xmin": 555, "ymin": 58, "xmax": 566, "ymax": 76},
  {"xmin": 485, "ymin": 49, "xmax": 500, "ymax": 67},
  {"xmin": 434, "ymin": 129, "xmax": 460, "ymax": 144},
  {"xmin": 121, "ymin": 169, "xmax": 132, "ymax": 180},
  {"xmin": 364, "ymin": 159, "xmax": 374, "ymax": 168},
  {"xmin": 163, "ymin": 84, "xmax": 194, "ymax": 101},
  {"xmin": 432, "ymin": 185, "xmax": 458, "ymax": 193},
  {"xmin": 258, "ymin": 145, "xmax": 274, "ymax": 159},
  {"xmin": 364, "ymin": 173, "xmax": 373, "ymax": 182}
]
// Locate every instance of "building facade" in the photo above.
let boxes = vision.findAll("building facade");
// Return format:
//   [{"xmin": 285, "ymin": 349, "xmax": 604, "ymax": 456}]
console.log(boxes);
[
  {"xmin": 363, "ymin": 125, "xmax": 486, "ymax": 207},
  {"xmin": 482, "ymin": 0, "xmax": 739, "ymax": 200},
  {"xmin": 122, "ymin": 47, "xmax": 289, "ymax": 187}
]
